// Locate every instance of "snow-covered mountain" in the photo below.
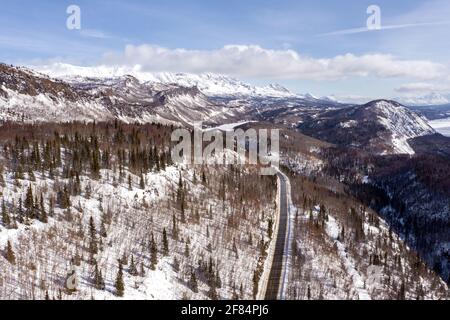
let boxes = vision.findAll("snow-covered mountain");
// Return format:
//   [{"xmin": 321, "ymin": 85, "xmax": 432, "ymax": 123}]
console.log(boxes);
[
  {"xmin": 371, "ymin": 100, "xmax": 435, "ymax": 154},
  {"xmin": 0, "ymin": 64, "xmax": 114, "ymax": 122},
  {"xmin": 299, "ymin": 100, "xmax": 435, "ymax": 155},
  {"xmin": 34, "ymin": 63, "xmax": 297, "ymax": 98},
  {"xmin": 0, "ymin": 63, "xmax": 347, "ymax": 126},
  {"xmin": 145, "ymin": 73, "xmax": 296, "ymax": 98},
  {"xmin": 0, "ymin": 63, "xmax": 234, "ymax": 125},
  {"xmin": 0, "ymin": 63, "xmax": 438, "ymax": 150},
  {"xmin": 65, "ymin": 74, "xmax": 232, "ymax": 125}
]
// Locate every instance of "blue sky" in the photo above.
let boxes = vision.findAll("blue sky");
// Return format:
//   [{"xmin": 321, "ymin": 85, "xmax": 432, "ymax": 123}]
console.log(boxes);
[{"xmin": 1, "ymin": 0, "xmax": 450, "ymax": 103}]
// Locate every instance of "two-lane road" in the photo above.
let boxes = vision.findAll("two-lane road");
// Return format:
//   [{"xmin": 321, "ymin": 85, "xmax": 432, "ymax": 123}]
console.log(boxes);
[{"xmin": 264, "ymin": 172, "xmax": 290, "ymax": 300}]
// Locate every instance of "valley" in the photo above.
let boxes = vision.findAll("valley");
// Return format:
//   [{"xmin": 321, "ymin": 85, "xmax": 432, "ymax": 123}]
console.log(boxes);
[{"xmin": 0, "ymin": 63, "xmax": 449, "ymax": 300}]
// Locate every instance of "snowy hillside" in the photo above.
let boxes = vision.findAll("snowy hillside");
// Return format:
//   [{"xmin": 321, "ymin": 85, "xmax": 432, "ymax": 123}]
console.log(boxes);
[
  {"xmin": 0, "ymin": 122, "xmax": 276, "ymax": 300},
  {"xmin": 0, "ymin": 64, "xmax": 113, "ymax": 122},
  {"xmin": 370, "ymin": 100, "xmax": 435, "ymax": 154},
  {"xmin": 277, "ymin": 133, "xmax": 449, "ymax": 300}
]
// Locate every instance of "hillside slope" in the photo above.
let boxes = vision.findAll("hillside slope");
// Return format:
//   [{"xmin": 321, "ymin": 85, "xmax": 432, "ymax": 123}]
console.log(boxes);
[{"xmin": 299, "ymin": 100, "xmax": 435, "ymax": 155}]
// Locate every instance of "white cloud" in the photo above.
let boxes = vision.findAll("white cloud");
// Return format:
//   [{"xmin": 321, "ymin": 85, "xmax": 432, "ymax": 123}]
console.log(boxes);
[
  {"xmin": 395, "ymin": 82, "xmax": 450, "ymax": 94},
  {"xmin": 327, "ymin": 94, "xmax": 377, "ymax": 105},
  {"xmin": 100, "ymin": 44, "xmax": 447, "ymax": 81}
]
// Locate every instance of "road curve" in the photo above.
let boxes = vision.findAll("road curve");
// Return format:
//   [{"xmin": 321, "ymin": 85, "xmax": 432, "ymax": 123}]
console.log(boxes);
[{"xmin": 264, "ymin": 171, "xmax": 290, "ymax": 300}]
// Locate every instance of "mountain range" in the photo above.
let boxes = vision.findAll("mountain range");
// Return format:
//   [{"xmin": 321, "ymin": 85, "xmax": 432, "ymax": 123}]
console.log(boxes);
[
  {"xmin": 2, "ymin": 63, "xmax": 448, "ymax": 156},
  {"xmin": 1, "ymin": 62, "xmax": 450, "ymax": 299}
]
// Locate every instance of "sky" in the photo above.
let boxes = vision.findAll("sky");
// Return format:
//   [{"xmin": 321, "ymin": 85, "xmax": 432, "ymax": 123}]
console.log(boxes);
[{"xmin": 1, "ymin": 0, "xmax": 450, "ymax": 104}]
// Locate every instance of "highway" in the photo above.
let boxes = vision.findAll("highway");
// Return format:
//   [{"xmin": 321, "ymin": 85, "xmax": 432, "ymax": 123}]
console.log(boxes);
[{"xmin": 264, "ymin": 171, "xmax": 290, "ymax": 300}]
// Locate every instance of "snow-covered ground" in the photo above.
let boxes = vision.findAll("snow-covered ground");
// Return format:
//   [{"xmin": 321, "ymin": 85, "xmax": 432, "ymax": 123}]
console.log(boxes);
[
  {"xmin": 284, "ymin": 173, "xmax": 449, "ymax": 300},
  {"xmin": 0, "ymin": 163, "xmax": 276, "ymax": 300}
]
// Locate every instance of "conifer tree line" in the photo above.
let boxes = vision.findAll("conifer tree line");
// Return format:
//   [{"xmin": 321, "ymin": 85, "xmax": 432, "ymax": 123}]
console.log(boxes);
[{"xmin": 0, "ymin": 121, "xmax": 173, "ymax": 228}]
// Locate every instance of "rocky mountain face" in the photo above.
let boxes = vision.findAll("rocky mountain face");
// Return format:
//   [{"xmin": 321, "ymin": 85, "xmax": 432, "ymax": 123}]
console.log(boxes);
[{"xmin": 65, "ymin": 74, "xmax": 232, "ymax": 125}]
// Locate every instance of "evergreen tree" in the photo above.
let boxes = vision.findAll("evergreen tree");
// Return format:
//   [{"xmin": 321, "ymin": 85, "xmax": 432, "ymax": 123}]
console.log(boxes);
[
  {"xmin": 208, "ymin": 282, "xmax": 218, "ymax": 300},
  {"xmin": 162, "ymin": 228, "xmax": 169, "ymax": 256},
  {"xmin": 88, "ymin": 216, "xmax": 98, "ymax": 262},
  {"xmin": 1, "ymin": 199, "xmax": 10, "ymax": 227},
  {"xmin": 121, "ymin": 252, "xmax": 128, "ymax": 265},
  {"xmin": 172, "ymin": 214, "xmax": 178, "ymax": 239},
  {"xmin": 16, "ymin": 165, "xmax": 24, "ymax": 180},
  {"xmin": 232, "ymin": 238, "xmax": 238, "ymax": 256},
  {"xmin": 252, "ymin": 269, "xmax": 260, "ymax": 299},
  {"xmin": 150, "ymin": 233, "xmax": 158, "ymax": 270},
  {"xmin": 180, "ymin": 200, "xmax": 186, "ymax": 223},
  {"xmin": 115, "ymin": 261, "xmax": 125, "ymax": 297},
  {"xmin": 189, "ymin": 269, "xmax": 198, "ymax": 293},
  {"xmin": 140, "ymin": 262, "xmax": 145, "ymax": 277},
  {"xmin": 128, "ymin": 174, "xmax": 132, "ymax": 190},
  {"xmin": 85, "ymin": 183, "xmax": 92, "ymax": 199},
  {"xmin": 17, "ymin": 198, "xmax": 24, "ymax": 223},
  {"xmin": 5, "ymin": 240, "xmax": 15, "ymax": 264},
  {"xmin": 27, "ymin": 167, "xmax": 35, "ymax": 181},
  {"xmin": 129, "ymin": 255, "xmax": 138, "ymax": 276},
  {"xmin": 100, "ymin": 220, "xmax": 107, "ymax": 238},
  {"xmin": 139, "ymin": 174, "xmax": 145, "ymax": 189},
  {"xmin": 202, "ymin": 171, "xmax": 206, "ymax": 184},
  {"xmin": 398, "ymin": 281, "xmax": 406, "ymax": 300},
  {"xmin": 0, "ymin": 166, "xmax": 5, "ymax": 187},
  {"xmin": 39, "ymin": 193, "xmax": 47, "ymax": 223},
  {"xmin": 24, "ymin": 184, "xmax": 34, "ymax": 217},
  {"xmin": 267, "ymin": 218, "xmax": 273, "ymax": 238},
  {"xmin": 215, "ymin": 270, "xmax": 222, "ymax": 288},
  {"xmin": 173, "ymin": 256, "xmax": 180, "ymax": 272},
  {"xmin": 94, "ymin": 263, "xmax": 105, "ymax": 290},
  {"xmin": 184, "ymin": 243, "xmax": 190, "ymax": 258},
  {"xmin": 60, "ymin": 186, "xmax": 71, "ymax": 209},
  {"xmin": 89, "ymin": 216, "xmax": 97, "ymax": 241}
]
